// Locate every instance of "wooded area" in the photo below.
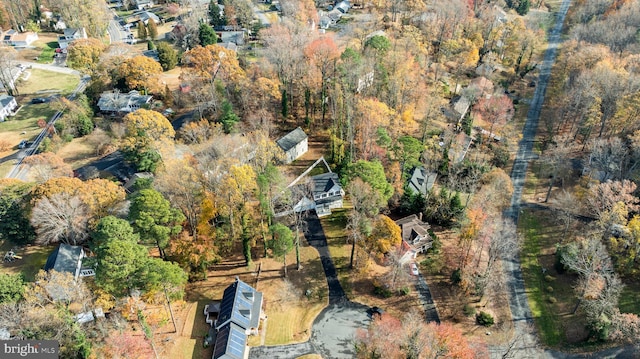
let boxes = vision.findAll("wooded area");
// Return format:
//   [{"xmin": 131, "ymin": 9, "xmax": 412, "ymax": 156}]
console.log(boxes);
[{"xmin": 1, "ymin": 0, "xmax": 640, "ymax": 356}]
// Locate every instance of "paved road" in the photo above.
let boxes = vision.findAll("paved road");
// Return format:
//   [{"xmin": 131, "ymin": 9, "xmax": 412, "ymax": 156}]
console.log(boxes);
[
  {"xmin": 304, "ymin": 214, "xmax": 347, "ymax": 304},
  {"xmin": 6, "ymin": 75, "xmax": 90, "ymax": 180},
  {"xmin": 18, "ymin": 61, "xmax": 80, "ymax": 75},
  {"xmin": 498, "ymin": 0, "xmax": 570, "ymax": 357}
]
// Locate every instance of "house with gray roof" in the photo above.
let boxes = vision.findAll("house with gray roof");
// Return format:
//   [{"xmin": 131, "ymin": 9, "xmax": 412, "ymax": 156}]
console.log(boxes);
[
  {"xmin": 97, "ymin": 90, "xmax": 153, "ymax": 114},
  {"xmin": 276, "ymin": 127, "xmax": 308, "ymax": 164},
  {"xmin": 58, "ymin": 27, "xmax": 87, "ymax": 49},
  {"xmin": 407, "ymin": 166, "xmax": 437, "ymax": 197},
  {"xmin": 0, "ymin": 95, "xmax": 17, "ymax": 121},
  {"xmin": 396, "ymin": 214, "xmax": 432, "ymax": 257},
  {"xmin": 208, "ymin": 278, "xmax": 264, "ymax": 359},
  {"xmin": 43, "ymin": 244, "xmax": 95, "ymax": 280},
  {"xmin": 310, "ymin": 172, "xmax": 344, "ymax": 217}
]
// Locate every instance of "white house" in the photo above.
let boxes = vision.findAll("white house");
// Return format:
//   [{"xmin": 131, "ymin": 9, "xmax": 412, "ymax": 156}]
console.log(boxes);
[
  {"xmin": 132, "ymin": 0, "xmax": 153, "ymax": 10},
  {"xmin": 2, "ymin": 29, "xmax": 38, "ymax": 47},
  {"xmin": 58, "ymin": 27, "xmax": 87, "ymax": 49},
  {"xmin": 97, "ymin": 90, "xmax": 153, "ymax": 114},
  {"xmin": 276, "ymin": 127, "xmax": 308, "ymax": 164},
  {"xmin": 0, "ymin": 95, "xmax": 17, "ymax": 122},
  {"xmin": 287, "ymin": 172, "xmax": 345, "ymax": 218}
]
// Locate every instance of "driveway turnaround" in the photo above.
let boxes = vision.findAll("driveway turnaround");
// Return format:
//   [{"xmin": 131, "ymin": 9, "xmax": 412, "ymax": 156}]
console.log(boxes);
[
  {"xmin": 249, "ymin": 302, "xmax": 371, "ymax": 359},
  {"xmin": 249, "ymin": 214, "xmax": 369, "ymax": 359}
]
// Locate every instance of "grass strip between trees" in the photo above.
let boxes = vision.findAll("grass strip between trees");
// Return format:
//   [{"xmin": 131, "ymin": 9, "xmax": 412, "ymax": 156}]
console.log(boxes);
[{"xmin": 519, "ymin": 210, "xmax": 564, "ymax": 346}]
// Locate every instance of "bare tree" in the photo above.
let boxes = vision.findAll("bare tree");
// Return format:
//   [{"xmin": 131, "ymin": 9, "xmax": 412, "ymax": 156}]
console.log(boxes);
[
  {"xmin": 30, "ymin": 193, "xmax": 90, "ymax": 246},
  {"xmin": 540, "ymin": 137, "xmax": 574, "ymax": 202},
  {"xmin": 587, "ymin": 137, "xmax": 629, "ymax": 181},
  {"xmin": 346, "ymin": 178, "xmax": 380, "ymax": 269},
  {"xmin": 553, "ymin": 190, "xmax": 578, "ymax": 237},
  {"xmin": 485, "ymin": 217, "xmax": 519, "ymax": 277},
  {"xmin": 383, "ymin": 248, "xmax": 410, "ymax": 291},
  {"xmin": 0, "ymin": 46, "xmax": 19, "ymax": 96}
]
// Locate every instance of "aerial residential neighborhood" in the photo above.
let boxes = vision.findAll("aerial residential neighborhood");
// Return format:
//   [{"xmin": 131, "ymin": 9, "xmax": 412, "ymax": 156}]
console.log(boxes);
[{"xmin": 0, "ymin": 0, "xmax": 640, "ymax": 358}]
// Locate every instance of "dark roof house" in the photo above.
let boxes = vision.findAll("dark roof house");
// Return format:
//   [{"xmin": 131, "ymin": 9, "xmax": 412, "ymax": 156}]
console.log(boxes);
[
  {"xmin": 210, "ymin": 278, "xmax": 264, "ymax": 359},
  {"xmin": 276, "ymin": 127, "xmax": 308, "ymax": 164},
  {"xmin": 310, "ymin": 172, "xmax": 344, "ymax": 217},
  {"xmin": 43, "ymin": 244, "xmax": 95, "ymax": 280},
  {"xmin": 407, "ymin": 167, "xmax": 437, "ymax": 196},
  {"xmin": 213, "ymin": 322, "xmax": 247, "ymax": 359}
]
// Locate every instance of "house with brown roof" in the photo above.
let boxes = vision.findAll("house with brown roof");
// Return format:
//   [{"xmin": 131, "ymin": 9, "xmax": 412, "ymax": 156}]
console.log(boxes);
[{"xmin": 396, "ymin": 214, "xmax": 433, "ymax": 259}]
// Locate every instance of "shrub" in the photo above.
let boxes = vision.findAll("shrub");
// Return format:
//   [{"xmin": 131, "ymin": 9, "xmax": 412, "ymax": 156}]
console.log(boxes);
[
  {"xmin": 548, "ymin": 296, "xmax": 557, "ymax": 304},
  {"xmin": 463, "ymin": 304, "xmax": 476, "ymax": 317},
  {"xmin": 546, "ymin": 286, "xmax": 554, "ymax": 293},
  {"xmin": 450, "ymin": 268, "xmax": 462, "ymax": 285},
  {"xmin": 397, "ymin": 286, "xmax": 410, "ymax": 296},
  {"xmin": 544, "ymin": 275, "xmax": 556, "ymax": 282},
  {"xmin": 476, "ymin": 311, "xmax": 494, "ymax": 327},
  {"xmin": 373, "ymin": 285, "xmax": 393, "ymax": 298}
]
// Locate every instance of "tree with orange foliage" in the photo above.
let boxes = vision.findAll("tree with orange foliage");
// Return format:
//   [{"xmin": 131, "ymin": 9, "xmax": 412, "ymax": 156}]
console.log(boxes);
[
  {"xmin": 97, "ymin": 330, "xmax": 154, "ymax": 359},
  {"xmin": 356, "ymin": 311, "xmax": 481, "ymax": 359},
  {"xmin": 117, "ymin": 55, "xmax": 163, "ymax": 93},
  {"xmin": 304, "ymin": 36, "xmax": 340, "ymax": 124}
]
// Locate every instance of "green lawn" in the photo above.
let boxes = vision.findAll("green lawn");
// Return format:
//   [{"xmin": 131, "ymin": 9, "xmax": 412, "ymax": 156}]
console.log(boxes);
[
  {"xmin": 19, "ymin": 68, "xmax": 80, "ymax": 95},
  {"xmin": 0, "ymin": 103, "xmax": 56, "ymax": 133},
  {"xmin": 619, "ymin": 282, "xmax": 640, "ymax": 315},
  {"xmin": 519, "ymin": 210, "xmax": 566, "ymax": 347},
  {"xmin": 320, "ymin": 208, "xmax": 353, "ymax": 297},
  {"xmin": 0, "ymin": 240, "xmax": 51, "ymax": 282},
  {"xmin": 37, "ymin": 42, "xmax": 58, "ymax": 64}
]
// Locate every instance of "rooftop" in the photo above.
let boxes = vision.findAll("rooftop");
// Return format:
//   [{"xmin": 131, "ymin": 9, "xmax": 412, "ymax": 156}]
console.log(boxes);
[{"xmin": 276, "ymin": 127, "xmax": 308, "ymax": 152}]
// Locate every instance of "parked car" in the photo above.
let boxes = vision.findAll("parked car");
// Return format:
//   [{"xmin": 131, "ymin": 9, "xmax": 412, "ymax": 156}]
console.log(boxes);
[
  {"xmin": 18, "ymin": 140, "xmax": 27, "ymax": 149},
  {"xmin": 31, "ymin": 97, "xmax": 46, "ymax": 104},
  {"xmin": 410, "ymin": 262, "xmax": 419, "ymax": 276}
]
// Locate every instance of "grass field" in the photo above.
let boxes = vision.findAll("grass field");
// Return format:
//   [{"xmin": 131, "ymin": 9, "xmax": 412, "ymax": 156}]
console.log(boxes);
[
  {"xmin": 18, "ymin": 68, "xmax": 80, "ymax": 95},
  {"xmin": 619, "ymin": 282, "xmax": 640, "ymax": 315},
  {"xmin": 0, "ymin": 241, "xmax": 51, "ymax": 281}
]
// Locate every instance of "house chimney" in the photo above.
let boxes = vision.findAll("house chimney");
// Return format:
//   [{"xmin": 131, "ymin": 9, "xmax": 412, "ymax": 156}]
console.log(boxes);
[{"xmin": 418, "ymin": 212, "xmax": 423, "ymax": 221}]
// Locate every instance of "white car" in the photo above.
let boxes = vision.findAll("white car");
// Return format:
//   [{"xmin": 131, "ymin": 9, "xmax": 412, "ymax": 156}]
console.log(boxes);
[{"xmin": 410, "ymin": 263, "xmax": 419, "ymax": 276}]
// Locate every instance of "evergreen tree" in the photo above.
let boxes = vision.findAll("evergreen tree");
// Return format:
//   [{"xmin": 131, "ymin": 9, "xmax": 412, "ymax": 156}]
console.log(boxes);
[
  {"xmin": 198, "ymin": 22, "xmax": 217, "ymax": 46},
  {"xmin": 219, "ymin": 100, "xmax": 239, "ymax": 133},
  {"xmin": 157, "ymin": 41, "xmax": 178, "ymax": 71},
  {"xmin": 209, "ymin": 0, "xmax": 227, "ymax": 27}
]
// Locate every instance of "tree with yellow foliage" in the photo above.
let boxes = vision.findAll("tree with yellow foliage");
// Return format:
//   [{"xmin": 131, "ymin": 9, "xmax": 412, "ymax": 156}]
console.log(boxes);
[
  {"xmin": 121, "ymin": 109, "xmax": 175, "ymax": 172},
  {"xmin": 366, "ymin": 215, "xmax": 402, "ymax": 256},
  {"xmin": 117, "ymin": 55, "xmax": 163, "ymax": 93},
  {"xmin": 66, "ymin": 38, "xmax": 106, "ymax": 73}
]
